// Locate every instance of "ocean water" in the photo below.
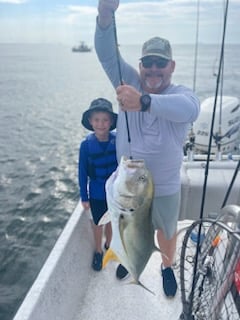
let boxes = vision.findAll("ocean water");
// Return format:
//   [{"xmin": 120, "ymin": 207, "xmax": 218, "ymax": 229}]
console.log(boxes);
[{"xmin": 0, "ymin": 42, "xmax": 239, "ymax": 320}]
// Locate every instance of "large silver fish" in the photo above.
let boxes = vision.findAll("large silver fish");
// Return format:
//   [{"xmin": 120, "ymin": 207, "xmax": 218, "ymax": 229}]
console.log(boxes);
[{"xmin": 101, "ymin": 156, "xmax": 161, "ymax": 292}]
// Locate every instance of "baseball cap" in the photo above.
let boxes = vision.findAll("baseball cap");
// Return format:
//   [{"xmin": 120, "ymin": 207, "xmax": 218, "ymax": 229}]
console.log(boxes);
[
  {"xmin": 141, "ymin": 36, "xmax": 172, "ymax": 60},
  {"xmin": 81, "ymin": 98, "xmax": 118, "ymax": 131}
]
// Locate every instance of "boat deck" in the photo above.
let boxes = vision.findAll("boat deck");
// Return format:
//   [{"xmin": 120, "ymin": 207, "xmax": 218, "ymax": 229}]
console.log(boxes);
[
  {"xmin": 13, "ymin": 158, "xmax": 240, "ymax": 320},
  {"xmin": 74, "ymin": 251, "xmax": 183, "ymax": 320},
  {"xmin": 13, "ymin": 202, "xmax": 190, "ymax": 320}
]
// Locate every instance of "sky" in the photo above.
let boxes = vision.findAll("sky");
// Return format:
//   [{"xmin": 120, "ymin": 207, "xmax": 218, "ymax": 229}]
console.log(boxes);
[{"xmin": 0, "ymin": 0, "xmax": 239, "ymax": 45}]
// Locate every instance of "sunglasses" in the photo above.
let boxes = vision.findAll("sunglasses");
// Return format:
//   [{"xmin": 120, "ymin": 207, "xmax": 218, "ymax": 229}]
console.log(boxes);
[{"xmin": 141, "ymin": 56, "xmax": 169, "ymax": 69}]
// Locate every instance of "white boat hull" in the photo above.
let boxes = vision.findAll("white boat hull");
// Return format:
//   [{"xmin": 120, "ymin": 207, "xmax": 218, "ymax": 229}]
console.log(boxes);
[
  {"xmin": 13, "ymin": 201, "xmax": 192, "ymax": 320},
  {"xmin": 13, "ymin": 157, "xmax": 240, "ymax": 320},
  {"xmin": 180, "ymin": 158, "xmax": 240, "ymax": 220}
]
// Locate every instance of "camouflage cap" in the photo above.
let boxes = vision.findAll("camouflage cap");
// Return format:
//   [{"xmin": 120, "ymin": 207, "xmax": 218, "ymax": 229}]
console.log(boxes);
[{"xmin": 141, "ymin": 36, "xmax": 172, "ymax": 60}]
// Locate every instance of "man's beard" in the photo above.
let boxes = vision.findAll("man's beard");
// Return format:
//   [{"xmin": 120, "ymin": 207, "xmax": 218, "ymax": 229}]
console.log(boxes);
[{"xmin": 144, "ymin": 74, "xmax": 163, "ymax": 90}]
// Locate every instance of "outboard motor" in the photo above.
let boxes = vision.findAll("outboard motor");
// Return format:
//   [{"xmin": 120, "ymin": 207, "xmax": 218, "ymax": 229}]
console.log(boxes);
[{"xmin": 194, "ymin": 96, "xmax": 240, "ymax": 154}]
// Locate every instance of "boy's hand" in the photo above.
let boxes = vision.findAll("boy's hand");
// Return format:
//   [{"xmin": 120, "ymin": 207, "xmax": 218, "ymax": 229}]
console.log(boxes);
[{"xmin": 82, "ymin": 201, "xmax": 90, "ymax": 210}]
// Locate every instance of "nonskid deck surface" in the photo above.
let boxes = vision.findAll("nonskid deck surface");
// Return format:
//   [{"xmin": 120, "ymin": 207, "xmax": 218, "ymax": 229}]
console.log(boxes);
[
  {"xmin": 74, "ymin": 253, "xmax": 182, "ymax": 320},
  {"xmin": 73, "ymin": 222, "xmax": 191, "ymax": 320}
]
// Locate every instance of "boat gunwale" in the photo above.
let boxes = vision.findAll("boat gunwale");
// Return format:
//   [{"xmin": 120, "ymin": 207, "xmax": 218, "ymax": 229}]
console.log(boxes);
[{"xmin": 13, "ymin": 202, "xmax": 94, "ymax": 320}]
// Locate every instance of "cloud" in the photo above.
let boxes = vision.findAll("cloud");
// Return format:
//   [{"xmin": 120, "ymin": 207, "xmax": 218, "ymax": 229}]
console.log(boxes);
[
  {"xmin": 62, "ymin": 2, "xmax": 198, "ymax": 39},
  {"xmin": 64, "ymin": 5, "xmax": 97, "ymax": 25},
  {"xmin": 0, "ymin": 1, "xmax": 239, "ymax": 44},
  {"xmin": 0, "ymin": 0, "xmax": 27, "ymax": 3}
]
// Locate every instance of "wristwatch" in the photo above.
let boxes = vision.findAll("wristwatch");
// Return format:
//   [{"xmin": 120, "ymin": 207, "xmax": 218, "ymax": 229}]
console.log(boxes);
[{"xmin": 140, "ymin": 94, "xmax": 151, "ymax": 112}]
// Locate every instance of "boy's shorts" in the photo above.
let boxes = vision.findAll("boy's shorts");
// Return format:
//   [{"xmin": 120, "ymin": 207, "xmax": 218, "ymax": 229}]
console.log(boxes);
[
  {"xmin": 151, "ymin": 191, "xmax": 180, "ymax": 240},
  {"xmin": 89, "ymin": 198, "xmax": 107, "ymax": 225}
]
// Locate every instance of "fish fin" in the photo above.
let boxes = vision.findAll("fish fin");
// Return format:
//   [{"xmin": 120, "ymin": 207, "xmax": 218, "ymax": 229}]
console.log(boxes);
[
  {"xmin": 118, "ymin": 215, "xmax": 129, "ymax": 254},
  {"xmin": 102, "ymin": 248, "xmax": 120, "ymax": 268},
  {"xmin": 98, "ymin": 211, "xmax": 111, "ymax": 225},
  {"xmin": 128, "ymin": 280, "xmax": 155, "ymax": 295}
]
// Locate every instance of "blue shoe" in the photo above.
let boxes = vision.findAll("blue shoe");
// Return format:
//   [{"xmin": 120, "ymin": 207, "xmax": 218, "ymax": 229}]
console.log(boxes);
[
  {"xmin": 161, "ymin": 266, "xmax": 177, "ymax": 297},
  {"xmin": 116, "ymin": 264, "xmax": 129, "ymax": 280},
  {"xmin": 92, "ymin": 252, "xmax": 103, "ymax": 271}
]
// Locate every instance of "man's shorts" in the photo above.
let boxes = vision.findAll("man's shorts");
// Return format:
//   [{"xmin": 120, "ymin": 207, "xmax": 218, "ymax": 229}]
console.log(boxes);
[{"xmin": 151, "ymin": 191, "xmax": 180, "ymax": 240}]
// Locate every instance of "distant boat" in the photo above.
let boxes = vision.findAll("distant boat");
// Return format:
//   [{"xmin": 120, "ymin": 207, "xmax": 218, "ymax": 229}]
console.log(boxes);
[{"xmin": 72, "ymin": 41, "xmax": 91, "ymax": 52}]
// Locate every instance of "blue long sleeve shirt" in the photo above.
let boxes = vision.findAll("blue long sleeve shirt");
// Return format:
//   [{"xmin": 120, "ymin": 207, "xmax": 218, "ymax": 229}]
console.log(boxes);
[{"xmin": 78, "ymin": 132, "xmax": 118, "ymax": 201}]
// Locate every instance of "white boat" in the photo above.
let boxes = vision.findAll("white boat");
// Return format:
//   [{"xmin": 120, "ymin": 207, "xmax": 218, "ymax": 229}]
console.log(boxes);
[
  {"xmin": 13, "ymin": 2, "xmax": 240, "ymax": 318},
  {"xmin": 13, "ymin": 155, "xmax": 240, "ymax": 320}
]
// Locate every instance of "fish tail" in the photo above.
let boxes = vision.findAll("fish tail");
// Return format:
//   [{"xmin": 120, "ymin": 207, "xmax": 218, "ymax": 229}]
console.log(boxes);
[
  {"xmin": 98, "ymin": 210, "xmax": 111, "ymax": 225},
  {"xmin": 102, "ymin": 248, "xmax": 120, "ymax": 268},
  {"xmin": 129, "ymin": 280, "xmax": 155, "ymax": 295}
]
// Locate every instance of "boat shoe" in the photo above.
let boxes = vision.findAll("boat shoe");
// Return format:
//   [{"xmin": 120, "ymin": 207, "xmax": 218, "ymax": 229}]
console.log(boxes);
[
  {"xmin": 92, "ymin": 252, "xmax": 103, "ymax": 271},
  {"xmin": 161, "ymin": 265, "xmax": 177, "ymax": 298},
  {"xmin": 116, "ymin": 264, "xmax": 129, "ymax": 280}
]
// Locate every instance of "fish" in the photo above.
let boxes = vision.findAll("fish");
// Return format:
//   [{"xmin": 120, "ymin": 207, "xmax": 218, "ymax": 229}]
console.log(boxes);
[{"xmin": 100, "ymin": 156, "xmax": 162, "ymax": 293}]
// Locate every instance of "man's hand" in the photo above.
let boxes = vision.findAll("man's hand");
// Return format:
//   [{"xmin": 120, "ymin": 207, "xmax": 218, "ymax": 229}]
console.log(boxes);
[
  {"xmin": 98, "ymin": 0, "xmax": 120, "ymax": 28},
  {"xmin": 116, "ymin": 84, "xmax": 142, "ymax": 111}
]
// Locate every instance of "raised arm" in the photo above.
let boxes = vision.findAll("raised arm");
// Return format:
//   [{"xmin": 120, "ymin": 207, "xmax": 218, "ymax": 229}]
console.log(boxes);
[{"xmin": 97, "ymin": 0, "xmax": 119, "ymax": 29}]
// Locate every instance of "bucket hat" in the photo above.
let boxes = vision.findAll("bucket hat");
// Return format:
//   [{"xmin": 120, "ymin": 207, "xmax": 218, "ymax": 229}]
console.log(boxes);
[{"xmin": 81, "ymin": 98, "xmax": 117, "ymax": 131}]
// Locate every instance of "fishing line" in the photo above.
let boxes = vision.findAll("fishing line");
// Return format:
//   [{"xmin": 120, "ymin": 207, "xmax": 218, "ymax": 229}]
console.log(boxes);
[
  {"xmin": 188, "ymin": 0, "xmax": 230, "ymax": 317},
  {"xmin": 185, "ymin": 0, "xmax": 200, "ymax": 158},
  {"xmin": 112, "ymin": 12, "xmax": 132, "ymax": 159},
  {"xmin": 192, "ymin": 0, "xmax": 200, "ymax": 93},
  {"xmin": 200, "ymin": 0, "xmax": 229, "ymax": 220},
  {"xmin": 221, "ymin": 159, "xmax": 240, "ymax": 208},
  {"xmin": 215, "ymin": 2, "xmax": 227, "ymax": 153}
]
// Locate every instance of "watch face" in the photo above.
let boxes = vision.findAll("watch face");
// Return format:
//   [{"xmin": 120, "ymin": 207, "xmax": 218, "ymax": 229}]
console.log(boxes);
[
  {"xmin": 141, "ymin": 94, "xmax": 151, "ymax": 111},
  {"xmin": 142, "ymin": 95, "xmax": 150, "ymax": 105}
]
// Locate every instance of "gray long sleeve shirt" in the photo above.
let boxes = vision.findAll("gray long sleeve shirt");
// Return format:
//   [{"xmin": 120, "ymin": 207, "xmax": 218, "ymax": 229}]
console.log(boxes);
[{"xmin": 95, "ymin": 20, "xmax": 200, "ymax": 197}]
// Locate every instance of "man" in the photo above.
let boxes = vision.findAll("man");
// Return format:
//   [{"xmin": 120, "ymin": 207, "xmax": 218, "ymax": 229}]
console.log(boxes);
[{"xmin": 95, "ymin": 0, "xmax": 200, "ymax": 298}]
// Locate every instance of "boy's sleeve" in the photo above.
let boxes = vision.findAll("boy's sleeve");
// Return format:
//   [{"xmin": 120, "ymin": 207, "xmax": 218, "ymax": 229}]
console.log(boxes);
[{"xmin": 78, "ymin": 141, "xmax": 89, "ymax": 201}]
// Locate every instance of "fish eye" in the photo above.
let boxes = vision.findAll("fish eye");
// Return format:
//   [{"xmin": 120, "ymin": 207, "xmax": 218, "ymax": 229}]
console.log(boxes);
[{"xmin": 138, "ymin": 175, "xmax": 146, "ymax": 182}]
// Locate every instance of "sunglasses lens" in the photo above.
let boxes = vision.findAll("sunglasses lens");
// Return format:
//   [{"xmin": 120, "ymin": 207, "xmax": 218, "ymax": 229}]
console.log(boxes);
[
  {"xmin": 142, "ymin": 57, "xmax": 169, "ymax": 68},
  {"xmin": 156, "ymin": 59, "xmax": 169, "ymax": 68},
  {"xmin": 142, "ymin": 59, "xmax": 152, "ymax": 68}
]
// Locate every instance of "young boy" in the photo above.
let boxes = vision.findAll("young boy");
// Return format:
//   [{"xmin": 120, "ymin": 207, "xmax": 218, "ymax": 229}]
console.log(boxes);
[{"xmin": 78, "ymin": 98, "xmax": 118, "ymax": 271}]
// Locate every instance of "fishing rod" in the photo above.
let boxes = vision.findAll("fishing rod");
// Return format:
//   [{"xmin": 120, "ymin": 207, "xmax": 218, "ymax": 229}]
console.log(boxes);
[
  {"xmin": 185, "ymin": 0, "xmax": 200, "ymax": 160},
  {"xmin": 192, "ymin": 0, "xmax": 200, "ymax": 94},
  {"xmin": 221, "ymin": 159, "xmax": 240, "ymax": 208},
  {"xmin": 199, "ymin": 0, "xmax": 229, "ymax": 218},
  {"xmin": 188, "ymin": 0, "xmax": 230, "ymax": 317},
  {"xmin": 213, "ymin": 3, "xmax": 228, "ymax": 156},
  {"xmin": 112, "ymin": 12, "xmax": 133, "ymax": 159},
  {"xmin": 112, "ymin": 12, "xmax": 132, "ymax": 159}
]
